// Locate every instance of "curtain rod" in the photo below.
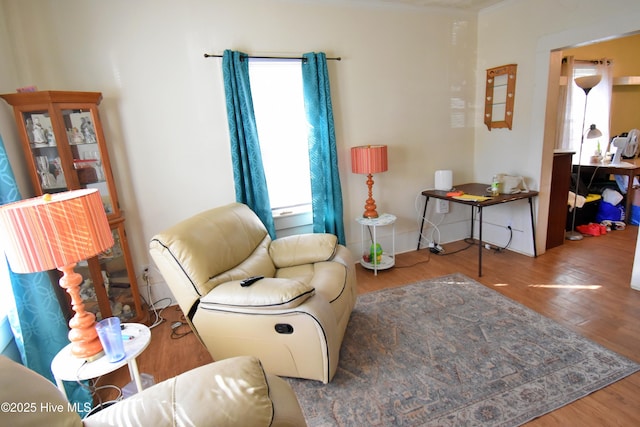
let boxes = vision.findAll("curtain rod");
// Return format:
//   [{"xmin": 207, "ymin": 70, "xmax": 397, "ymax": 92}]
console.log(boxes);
[
  {"xmin": 204, "ymin": 53, "xmax": 341, "ymax": 62},
  {"xmin": 562, "ymin": 57, "xmax": 612, "ymax": 65}
]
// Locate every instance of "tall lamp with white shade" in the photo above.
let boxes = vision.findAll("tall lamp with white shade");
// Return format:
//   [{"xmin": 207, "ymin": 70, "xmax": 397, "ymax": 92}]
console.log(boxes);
[{"xmin": 566, "ymin": 75, "xmax": 602, "ymax": 241}]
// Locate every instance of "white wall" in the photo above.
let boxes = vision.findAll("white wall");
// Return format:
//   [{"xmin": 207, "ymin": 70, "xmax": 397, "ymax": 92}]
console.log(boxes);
[
  {"xmin": 0, "ymin": 0, "xmax": 478, "ymax": 288},
  {"xmin": 0, "ymin": 3, "xmax": 29, "ymax": 197},
  {"xmin": 476, "ymin": 0, "xmax": 640, "ymax": 254}
]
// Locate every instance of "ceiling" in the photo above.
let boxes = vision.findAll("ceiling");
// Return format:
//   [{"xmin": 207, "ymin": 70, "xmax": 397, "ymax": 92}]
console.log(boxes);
[{"xmin": 333, "ymin": 0, "xmax": 507, "ymax": 11}]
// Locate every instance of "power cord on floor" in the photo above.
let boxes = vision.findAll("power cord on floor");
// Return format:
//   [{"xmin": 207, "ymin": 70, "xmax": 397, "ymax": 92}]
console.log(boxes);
[
  {"xmin": 394, "ymin": 251, "xmax": 433, "ymax": 268},
  {"xmin": 146, "ymin": 297, "xmax": 171, "ymax": 329},
  {"xmin": 483, "ymin": 225, "xmax": 513, "ymax": 253},
  {"xmin": 456, "ymin": 226, "xmax": 513, "ymax": 254},
  {"xmin": 170, "ymin": 307, "xmax": 192, "ymax": 339},
  {"xmin": 139, "ymin": 266, "xmax": 172, "ymax": 329},
  {"xmin": 76, "ymin": 361, "xmax": 123, "ymax": 418},
  {"xmin": 436, "ymin": 239, "xmax": 475, "ymax": 256},
  {"xmin": 414, "ymin": 192, "xmax": 444, "ymax": 250},
  {"xmin": 138, "ymin": 267, "xmax": 191, "ymax": 339}
]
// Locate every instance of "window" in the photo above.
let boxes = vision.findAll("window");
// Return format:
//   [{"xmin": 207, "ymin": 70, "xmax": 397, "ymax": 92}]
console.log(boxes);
[
  {"xmin": 248, "ymin": 60, "xmax": 312, "ymax": 213},
  {"xmin": 567, "ymin": 62, "xmax": 611, "ymax": 161}
]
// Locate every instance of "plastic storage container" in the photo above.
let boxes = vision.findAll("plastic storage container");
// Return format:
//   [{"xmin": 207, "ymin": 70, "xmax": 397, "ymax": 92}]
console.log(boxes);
[{"xmin": 122, "ymin": 373, "xmax": 155, "ymax": 399}]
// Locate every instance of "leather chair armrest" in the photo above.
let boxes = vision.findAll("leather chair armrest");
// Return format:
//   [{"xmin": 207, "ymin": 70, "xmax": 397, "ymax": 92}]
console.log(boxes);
[
  {"xmin": 269, "ymin": 234, "xmax": 337, "ymax": 268},
  {"xmin": 84, "ymin": 356, "xmax": 287, "ymax": 427},
  {"xmin": 264, "ymin": 373, "xmax": 307, "ymax": 427},
  {"xmin": 0, "ymin": 356, "xmax": 83, "ymax": 427}
]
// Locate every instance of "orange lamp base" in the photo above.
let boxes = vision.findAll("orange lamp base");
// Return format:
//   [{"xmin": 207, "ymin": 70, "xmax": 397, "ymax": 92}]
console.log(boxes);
[
  {"xmin": 58, "ymin": 263, "xmax": 104, "ymax": 360},
  {"xmin": 362, "ymin": 174, "xmax": 380, "ymax": 218},
  {"xmin": 362, "ymin": 204, "xmax": 379, "ymax": 218}
]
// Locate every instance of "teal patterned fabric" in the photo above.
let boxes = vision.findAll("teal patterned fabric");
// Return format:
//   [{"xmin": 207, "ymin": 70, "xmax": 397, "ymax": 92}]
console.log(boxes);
[
  {"xmin": 0, "ymin": 132, "xmax": 91, "ymax": 414},
  {"xmin": 222, "ymin": 49, "xmax": 276, "ymax": 239},
  {"xmin": 302, "ymin": 52, "xmax": 346, "ymax": 244}
]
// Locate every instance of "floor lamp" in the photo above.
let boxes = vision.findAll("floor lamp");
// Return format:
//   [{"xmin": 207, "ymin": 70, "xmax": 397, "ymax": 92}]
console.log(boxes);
[
  {"xmin": 0, "ymin": 189, "xmax": 114, "ymax": 360},
  {"xmin": 351, "ymin": 145, "xmax": 388, "ymax": 218},
  {"xmin": 566, "ymin": 75, "xmax": 602, "ymax": 241}
]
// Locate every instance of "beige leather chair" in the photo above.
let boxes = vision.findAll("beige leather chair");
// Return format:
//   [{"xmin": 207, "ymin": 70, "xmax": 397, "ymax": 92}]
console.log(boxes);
[
  {"xmin": 0, "ymin": 355, "xmax": 306, "ymax": 426},
  {"xmin": 149, "ymin": 202, "xmax": 357, "ymax": 383}
]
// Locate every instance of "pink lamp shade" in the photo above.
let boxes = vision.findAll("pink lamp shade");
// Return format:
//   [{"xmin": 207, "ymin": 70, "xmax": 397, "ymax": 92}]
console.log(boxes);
[
  {"xmin": 350, "ymin": 145, "xmax": 388, "ymax": 218},
  {"xmin": 351, "ymin": 145, "xmax": 388, "ymax": 175},
  {"xmin": 0, "ymin": 189, "xmax": 113, "ymax": 274},
  {"xmin": 0, "ymin": 188, "xmax": 113, "ymax": 360}
]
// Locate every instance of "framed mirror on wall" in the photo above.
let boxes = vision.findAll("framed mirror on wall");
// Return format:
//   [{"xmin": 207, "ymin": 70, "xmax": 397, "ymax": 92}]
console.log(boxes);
[{"xmin": 484, "ymin": 64, "xmax": 517, "ymax": 130}]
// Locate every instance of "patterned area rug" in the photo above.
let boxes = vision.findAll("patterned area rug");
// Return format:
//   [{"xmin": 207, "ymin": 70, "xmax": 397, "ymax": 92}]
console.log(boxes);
[{"xmin": 287, "ymin": 273, "xmax": 640, "ymax": 426}]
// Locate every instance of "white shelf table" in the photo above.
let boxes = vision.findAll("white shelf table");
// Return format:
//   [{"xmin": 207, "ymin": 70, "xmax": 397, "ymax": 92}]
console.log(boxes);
[{"xmin": 356, "ymin": 213, "xmax": 396, "ymax": 275}]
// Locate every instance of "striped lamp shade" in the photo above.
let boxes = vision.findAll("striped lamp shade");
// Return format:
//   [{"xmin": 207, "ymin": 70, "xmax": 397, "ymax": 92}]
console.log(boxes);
[
  {"xmin": 351, "ymin": 145, "xmax": 388, "ymax": 175},
  {"xmin": 0, "ymin": 189, "xmax": 113, "ymax": 274}
]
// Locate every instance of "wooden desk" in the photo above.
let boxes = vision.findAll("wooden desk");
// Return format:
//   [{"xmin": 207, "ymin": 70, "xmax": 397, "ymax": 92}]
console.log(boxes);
[
  {"xmin": 417, "ymin": 183, "xmax": 538, "ymax": 276},
  {"xmin": 573, "ymin": 161, "xmax": 640, "ymax": 224}
]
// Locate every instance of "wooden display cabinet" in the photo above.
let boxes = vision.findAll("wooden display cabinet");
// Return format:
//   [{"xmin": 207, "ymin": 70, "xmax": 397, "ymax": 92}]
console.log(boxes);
[{"xmin": 0, "ymin": 91, "xmax": 145, "ymax": 323}]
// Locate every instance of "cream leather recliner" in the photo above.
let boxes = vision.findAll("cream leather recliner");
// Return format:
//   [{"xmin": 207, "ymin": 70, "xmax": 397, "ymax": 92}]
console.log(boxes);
[
  {"xmin": 149, "ymin": 202, "xmax": 357, "ymax": 383},
  {"xmin": 0, "ymin": 355, "xmax": 306, "ymax": 426}
]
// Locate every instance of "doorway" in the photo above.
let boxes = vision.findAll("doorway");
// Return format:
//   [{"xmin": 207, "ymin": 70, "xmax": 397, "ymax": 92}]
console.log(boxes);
[{"xmin": 542, "ymin": 32, "xmax": 640, "ymax": 252}]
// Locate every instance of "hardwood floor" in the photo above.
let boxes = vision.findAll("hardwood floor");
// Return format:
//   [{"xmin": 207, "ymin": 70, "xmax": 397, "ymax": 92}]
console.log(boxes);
[{"xmin": 97, "ymin": 226, "xmax": 640, "ymax": 425}]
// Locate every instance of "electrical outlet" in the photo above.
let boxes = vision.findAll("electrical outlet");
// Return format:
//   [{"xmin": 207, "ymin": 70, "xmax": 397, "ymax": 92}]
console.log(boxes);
[
  {"xmin": 436, "ymin": 199, "xmax": 449, "ymax": 214},
  {"xmin": 142, "ymin": 265, "xmax": 150, "ymax": 283}
]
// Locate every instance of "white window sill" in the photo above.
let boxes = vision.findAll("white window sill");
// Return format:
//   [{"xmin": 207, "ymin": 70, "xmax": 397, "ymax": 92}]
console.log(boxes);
[
  {"xmin": 273, "ymin": 204, "xmax": 313, "ymax": 236},
  {"xmin": 272, "ymin": 204, "xmax": 312, "ymax": 218}
]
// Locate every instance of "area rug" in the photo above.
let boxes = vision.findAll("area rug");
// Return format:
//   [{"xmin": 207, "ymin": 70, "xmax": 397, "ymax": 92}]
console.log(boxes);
[{"xmin": 286, "ymin": 273, "xmax": 640, "ymax": 426}]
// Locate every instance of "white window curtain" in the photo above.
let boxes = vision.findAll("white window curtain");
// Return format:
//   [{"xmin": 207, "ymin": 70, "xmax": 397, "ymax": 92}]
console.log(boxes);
[{"xmin": 557, "ymin": 57, "xmax": 613, "ymax": 162}]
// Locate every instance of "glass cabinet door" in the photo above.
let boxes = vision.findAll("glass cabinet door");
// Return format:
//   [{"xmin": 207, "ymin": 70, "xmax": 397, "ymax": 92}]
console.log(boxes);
[
  {"xmin": 62, "ymin": 107, "xmax": 115, "ymax": 216},
  {"xmin": 77, "ymin": 222, "xmax": 142, "ymax": 322},
  {"xmin": 1, "ymin": 91, "xmax": 144, "ymax": 324},
  {"xmin": 21, "ymin": 110, "xmax": 68, "ymax": 192}
]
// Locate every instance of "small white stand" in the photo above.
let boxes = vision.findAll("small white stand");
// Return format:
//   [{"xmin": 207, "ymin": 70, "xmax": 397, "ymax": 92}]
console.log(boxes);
[
  {"xmin": 51, "ymin": 323, "xmax": 151, "ymax": 399},
  {"xmin": 356, "ymin": 213, "xmax": 396, "ymax": 275}
]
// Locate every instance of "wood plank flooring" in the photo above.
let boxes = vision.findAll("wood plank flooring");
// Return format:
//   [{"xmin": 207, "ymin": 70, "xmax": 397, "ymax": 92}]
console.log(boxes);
[{"xmin": 96, "ymin": 226, "xmax": 640, "ymax": 425}]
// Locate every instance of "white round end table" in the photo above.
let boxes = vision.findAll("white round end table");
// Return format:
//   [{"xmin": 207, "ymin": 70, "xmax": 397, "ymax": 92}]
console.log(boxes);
[
  {"xmin": 356, "ymin": 213, "xmax": 396, "ymax": 275},
  {"xmin": 51, "ymin": 323, "xmax": 151, "ymax": 399}
]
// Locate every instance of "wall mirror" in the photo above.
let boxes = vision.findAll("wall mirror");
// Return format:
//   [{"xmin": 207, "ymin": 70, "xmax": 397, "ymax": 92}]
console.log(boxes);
[{"xmin": 484, "ymin": 64, "xmax": 517, "ymax": 130}]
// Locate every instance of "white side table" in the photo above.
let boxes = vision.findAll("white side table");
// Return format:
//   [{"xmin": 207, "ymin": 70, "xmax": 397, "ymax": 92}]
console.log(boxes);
[
  {"xmin": 51, "ymin": 323, "xmax": 151, "ymax": 399},
  {"xmin": 356, "ymin": 213, "xmax": 396, "ymax": 275}
]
